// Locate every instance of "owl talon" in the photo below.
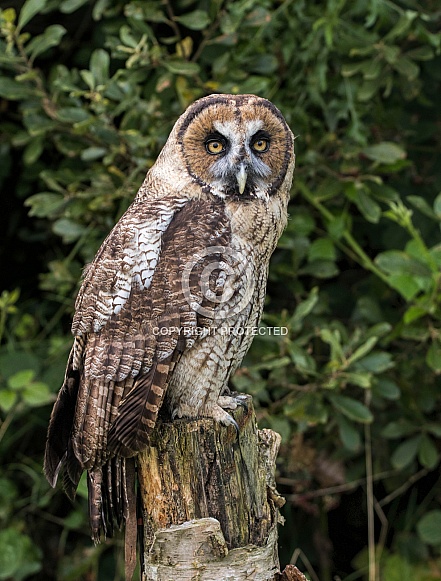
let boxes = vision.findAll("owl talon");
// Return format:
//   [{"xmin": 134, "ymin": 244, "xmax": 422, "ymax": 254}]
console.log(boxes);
[
  {"xmin": 233, "ymin": 394, "xmax": 249, "ymax": 413},
  {"xmin": 222, "ymin": 413, "xmax": 240, "ymax": 435}
]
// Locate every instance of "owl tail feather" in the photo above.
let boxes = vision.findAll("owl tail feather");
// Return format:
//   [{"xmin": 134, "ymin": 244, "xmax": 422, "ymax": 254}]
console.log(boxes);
[
  {"xmin": 88, "ymin": 457, "xmax": 139, "ymax": 580},
  {"xmin": 87, "ymin": 456, "xmax": 132, "ymax": 539}
]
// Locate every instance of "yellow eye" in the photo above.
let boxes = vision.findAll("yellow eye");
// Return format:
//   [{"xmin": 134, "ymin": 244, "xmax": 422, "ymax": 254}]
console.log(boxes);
[
  {"xmin": 206, "ymin": 140, "xmax": 225, "ymax": 155},
  {"xmin": 251, "ymin": 138, "xmax": 269, "ymax": 153}
]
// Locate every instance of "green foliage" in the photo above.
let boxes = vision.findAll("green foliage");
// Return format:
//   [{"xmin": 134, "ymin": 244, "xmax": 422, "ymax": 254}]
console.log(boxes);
[{"xmin": 0, "ymin": 0, "xmax": 440, "ymax": 579}]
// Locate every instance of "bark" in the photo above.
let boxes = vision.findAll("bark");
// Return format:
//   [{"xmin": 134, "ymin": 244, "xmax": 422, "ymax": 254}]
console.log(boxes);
[{"xmin": 137, "ymin": 395, "xmax": 286, "ymax": 581}]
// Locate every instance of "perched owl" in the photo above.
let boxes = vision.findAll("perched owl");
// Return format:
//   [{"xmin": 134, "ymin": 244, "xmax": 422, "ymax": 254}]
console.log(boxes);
[{"xmin": 44, "ymin": 94, "xmax": 295, "ymax": 541}]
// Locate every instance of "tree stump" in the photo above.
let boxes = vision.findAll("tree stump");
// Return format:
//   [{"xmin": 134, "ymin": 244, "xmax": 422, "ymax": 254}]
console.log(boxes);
[{"xmin": 137, "ymin": 395, "xmax": 286, "ymax": 581}]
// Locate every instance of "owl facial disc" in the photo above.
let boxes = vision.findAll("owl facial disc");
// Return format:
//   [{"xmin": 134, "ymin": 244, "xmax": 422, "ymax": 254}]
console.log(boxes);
[{"xmin": 176, "ymin": 93, "xmax": 294, "ymax": 201}]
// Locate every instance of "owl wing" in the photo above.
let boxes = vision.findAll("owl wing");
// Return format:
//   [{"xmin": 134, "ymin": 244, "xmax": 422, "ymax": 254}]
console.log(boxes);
[
  {"xmin": 72, "ymin": 196, "xmax": 187, "ymax": 337},
  {"xmin": 46, "ymin": 196, "xmax": 233, "ymax": 487}
]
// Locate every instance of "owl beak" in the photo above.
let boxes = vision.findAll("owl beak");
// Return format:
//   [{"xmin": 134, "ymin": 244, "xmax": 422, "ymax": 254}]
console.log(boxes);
[{"xmin": 236, "ymin": 164, "xmax": 248, "ymax": 195}]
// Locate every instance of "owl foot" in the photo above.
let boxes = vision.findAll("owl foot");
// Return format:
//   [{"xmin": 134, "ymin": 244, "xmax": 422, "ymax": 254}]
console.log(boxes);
[
  {"xmin": 206, "ymin": 403, "xmax": 239, "ymax": 434},
  {"xmin": 218, "ymin": 393, "xmax": 249, "ymax": 413},
  {"xmin": 218, "ymin": 395, "xmax": 239, "ymax": 410}
]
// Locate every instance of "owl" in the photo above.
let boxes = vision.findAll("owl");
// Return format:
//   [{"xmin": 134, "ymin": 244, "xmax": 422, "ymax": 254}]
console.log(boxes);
[{"xmin": 44, "ymin": 93, "xmax": 295, "ymax": 541}]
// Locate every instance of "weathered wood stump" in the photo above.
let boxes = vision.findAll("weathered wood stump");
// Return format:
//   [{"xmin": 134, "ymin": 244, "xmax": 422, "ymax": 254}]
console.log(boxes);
[{"xmin": 137, "ymin": 395, "xmax": 286, "ymax": 581}]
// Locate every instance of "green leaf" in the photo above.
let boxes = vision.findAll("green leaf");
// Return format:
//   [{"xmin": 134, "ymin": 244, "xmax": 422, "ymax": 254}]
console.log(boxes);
[
  {"xmin": 23, "ymin": 137, "xmax": 44, "ymax": 165},
  {"xmin": 80, "ymin": 147, "xmax": 107, "ymax": 161},
  {"xmin": 288, "ymin": 209, "xmax": 315, "ymax": 236},
  {"xmin": 352, "ymin": 351, "xmax": 394, "ymax": 374},
  {"xmin": 250, "ymin": 356, "xmax": 291, "ymax": 372},
  {"xmin": 373, "ymin": 378, "xmax": 400, "ymax": 400},
  {"xmin": 403, "ymin": 305, "xmax": 427, "ymax": 325},
  {"xmin": 22, "ymin": 381, "xmax": 53, "ymax": 406},
  {"xmin": 327, "ymin": 213, "xmax": 347, "ymax": 240},
  {"xmin": 341, "ymin": 62, "xmax": 364, "ymax": 77},
  {"xmin": 320, "ymin": 328, "xmax": 344, "ymax": 363},
  {"xmin": 344, "ymin": 371, "xmax": 372, "ymax": 388},
  {"xmin": 0, "ymin": 78, "xmax": 34, "ymax": 100},
  {"xmin": 164, "ymin": 60, "xmax": 200, "ymax": 75},
  {"xmin": 299, "ymin": 259, "xmax": 339, "ymax": 279},
  {"xmin": 24, "ymin": 193, "xmax": 65, "ymax": 218},
  {"xmin": 60, "ymin": 0, "xmax": 89, "ymax": 13},
  {"xmin": 1, "ymin": 7, "xmax": 16, "ymax": 24},
  {"xmin": 383, "ymin": 45, "xmax": 400, "ymax": 65},
  {"xmin": 364, "ymin": 322, "xmax": 392, "ymax": 340},
  {"xmin": 363, "ymin": 142, "xmax": 407, "ymax": 164},
  {"xmin": 284, "ymin": 393, "xmax": 328, "ymax": 425},
  {"xmin": 0, "ymin": 528, "xmax": 42, "ymax": 579},
  {"xmin": 406, "ymin": 46, "xmax": 434, "ymax": 61},
  {"xmin": 418, "ymin": 434, "xmax": 438, "ymax": 469},
  {"xmin": 407, "ymin": 195, "xmax": 440, "ymax": 221},
  {"xmin": 0, "ymin": 390, "xmax": 17, "ymax": 412},
  {"xmin": 26, "ymin": 25, "xmax": 66, "ymax": 60},
  {"xmin": 367, "ymin": 182, "xmax": 400, "ymax": 203},
  {"xmin": 417, "ymin": 511, "xmax": 441, "ymax": 546},
  {"xmin": 52, "ymin": 218, "xmax": 87, "ymax": 243},
  {"xmin": 391, "ymin": 435, "xmax": 421, "ymax": 469},
  {"xmin": 246, "ymin": 54, "xmax": 278, "ymax": 75},
  {"xmin": 308, "ymin": 238, "xmax": 337, "ymax": 262},
  {"xmin": 393, "ymin": 56, "xmax": 419, "ymax": 80},
  {"xmin": 426, "ymin": 423, "xmax": 441, "ymax": 438},
  {"xmin": 347, "ymin": 336, "xmax": 378, "ymax": 366},
  {"xmin": 90, "ymin": 49, "xmax": 109, "ymax": 85},
  {"xmin": 382, "ymin": 420, "xmax": 416, "ymax": 439},
  {"xmin": 80, "ymin": 69, "xmax": 95, "ymax": 90},
  {"xmin": 426, "ymin": 341, "xmax": 441, "ymax": 373},
  {"xmin": 384, "ymin": 11, "xmax": 417, "ymax": 41},
  {"xmin": 388, "ymin": 274, "xmax": 421, "ymax": 301},
  {"xmin": 56, "ymin": 107, "xmax": 91, "ymax": 123},
  {"xmin": 8, "ymin": 369, "xmax": 35, "ymax": 389},
  {"xmin": 337, "ymin": 414, "xmax": 361, "ymax": 451},
  {"xmin": 381, "ymin": 553, "xmax": 418, "ymax": 581},
  {"xmin": 329, "ymin": 395, "xmax": 373, "ymax": 423},
  {"xmin": 375, "ymin": 251, "xmax": 432, "ymax": 277},
  {"xmin": 353, "ymin": 188, "xmax": 381, "ymax": 223},
  {"xmin": 289, "ymin": 287, "xmax": 319, "ymax": 327},
  {"xmin": 17, "ymin": 0, "xmax": 47, "ymax": 30},
  {"xmin": 433, "ymin": 192, "xmax": 441, "ymax": 220},
  {"xmin": 288, "ymin": 344, "xmax": 317, "ymax": 375},
  {"xmin": 175, "ymin": 10, "xmax": 210, "ymax": 30}
]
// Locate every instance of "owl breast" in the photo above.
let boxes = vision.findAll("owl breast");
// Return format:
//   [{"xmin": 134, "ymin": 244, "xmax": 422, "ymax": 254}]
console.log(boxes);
[{"xmin": 164, "ymin": 194, "xmax": 284, "ymax": 420}]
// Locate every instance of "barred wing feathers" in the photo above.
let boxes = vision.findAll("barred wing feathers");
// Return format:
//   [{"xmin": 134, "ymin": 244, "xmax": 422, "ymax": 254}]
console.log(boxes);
[{"xmin": 44, "ymin": 197, "xmax": 231, "ymax": 494}]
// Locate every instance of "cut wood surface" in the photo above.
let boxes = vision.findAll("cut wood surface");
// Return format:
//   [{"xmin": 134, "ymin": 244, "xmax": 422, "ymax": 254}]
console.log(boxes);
[{"xmin": 137, "ymin": 395, "xmax": 286, "ymax": 580}]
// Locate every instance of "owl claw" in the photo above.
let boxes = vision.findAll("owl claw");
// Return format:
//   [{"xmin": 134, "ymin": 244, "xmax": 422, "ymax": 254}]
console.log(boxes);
[
  {"xmin": 233, "ymin": 394, "xmax": 249, "ymax": 414},
  {"xmin": 221, "ymin": 413, "xmax": 240, "ymax": 436}
]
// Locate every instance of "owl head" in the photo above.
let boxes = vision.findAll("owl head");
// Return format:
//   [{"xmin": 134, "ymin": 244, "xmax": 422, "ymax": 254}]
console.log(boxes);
[{"xmin": 147, "ymin": 94, "xmax": 295, "ymax": 203}]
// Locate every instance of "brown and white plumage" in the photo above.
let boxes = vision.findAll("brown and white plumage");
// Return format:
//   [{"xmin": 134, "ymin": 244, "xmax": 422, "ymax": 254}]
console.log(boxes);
[{"xmin": 44, "ymin": 94, "xmax": 295, "ymax": 542}]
